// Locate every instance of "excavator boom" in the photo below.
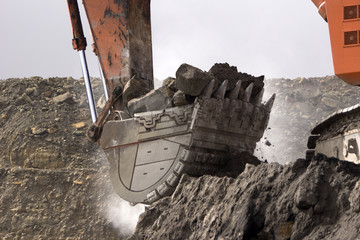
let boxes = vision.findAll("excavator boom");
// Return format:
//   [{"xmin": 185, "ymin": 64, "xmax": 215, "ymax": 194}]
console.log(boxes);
[{"xmin": 67, "ymin": 0, "xmax": 153, "ymax": 111}]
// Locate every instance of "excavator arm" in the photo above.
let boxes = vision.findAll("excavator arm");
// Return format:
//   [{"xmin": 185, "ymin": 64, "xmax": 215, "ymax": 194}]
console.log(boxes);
[
  {"xmin": 67, "ymin": 0, "xmax": 153, "ymax": 114},
  {"xmin": 312, "ymin": 0, "xmax": 327, "ymax": 21}
]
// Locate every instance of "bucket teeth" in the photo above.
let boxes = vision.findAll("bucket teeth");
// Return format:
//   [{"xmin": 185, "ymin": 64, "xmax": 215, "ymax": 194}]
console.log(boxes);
[
  {"xmin": 214, "ymin": 79, "xmax": 228, "ymax": 99},
  {"xmin": 265, "ymin": 94, "xmax": 276, "ymax": 111},
  {"xmin": 253, "ymin": 88, "xmax": 264, "ymax": 106},
  {"xmin": 242, "ymin": 83, "xmax": 254, "ymax": 102},
  {"xmin": 229, "ymin": 80, "xmax": 242, "ymax": 100},
  {"xmin": 202, "ymin": 79, "xmax": 216, "ymax": 98}
]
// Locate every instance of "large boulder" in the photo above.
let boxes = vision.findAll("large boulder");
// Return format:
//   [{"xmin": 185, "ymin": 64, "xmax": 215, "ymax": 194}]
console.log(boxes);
[{"xmin": 175, "ymin": 64, "xmax": 214, "ymax": 96}]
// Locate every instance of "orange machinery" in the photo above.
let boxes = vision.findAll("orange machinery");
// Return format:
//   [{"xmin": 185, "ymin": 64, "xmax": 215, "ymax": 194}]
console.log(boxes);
[
  {"xmin": 66, "ymin": 0, "xmax": 153, "ymax": 121},
  {"xmin": 313, "ymin": 0, "xmax": 360, "ymax": 85}
]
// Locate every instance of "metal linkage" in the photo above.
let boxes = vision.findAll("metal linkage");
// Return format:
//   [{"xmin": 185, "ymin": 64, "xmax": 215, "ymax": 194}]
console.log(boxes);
[
  {"xmin": 79, "ymin": 51, "xmax": 97, "ymax": 123},
  {"xmin": 67, "ymin": 0, "xmax": 97, "ymax": 123},
  {"xmin": 87, "ymin": 87, "xmax": 122, "ymax": 142}
]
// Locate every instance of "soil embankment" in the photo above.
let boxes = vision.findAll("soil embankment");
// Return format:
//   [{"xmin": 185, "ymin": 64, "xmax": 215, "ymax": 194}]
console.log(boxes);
[{"xmin": 0, "ymin": 77, "xmax": 131, "ymax": 239}]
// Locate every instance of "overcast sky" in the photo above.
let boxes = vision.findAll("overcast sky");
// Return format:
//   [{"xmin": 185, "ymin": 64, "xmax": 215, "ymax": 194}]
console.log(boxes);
[{"xmin": 0, "ymin": 0, "xmax": 333, "ymax": 81}]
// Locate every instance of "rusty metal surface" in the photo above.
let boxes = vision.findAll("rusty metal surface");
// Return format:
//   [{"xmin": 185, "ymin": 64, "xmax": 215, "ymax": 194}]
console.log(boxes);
[
  {"xmin": 82, "ymin": 0, "xmax": 153, "ymax": 111},
  {"xmin": 66, "ymin": 0, "xmax": 87, "ymax": 51},
  {"xmin": 311, "ymin": 0, "xmax": 327, "ymax": 21},
  {"xmin": 87, "ymin": 86, "xmax": 123, "ymax": 142}
]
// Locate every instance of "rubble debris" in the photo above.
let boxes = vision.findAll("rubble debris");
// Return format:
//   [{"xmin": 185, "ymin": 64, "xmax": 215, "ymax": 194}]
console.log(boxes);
[
  {"xmin": 128, "ymin": 63, "xmax": 266, "ymax": 114},
  {"xmin": 122, "ymin": 76, "xmax": 151, "ymax": 104},
  {"xmin": 130, "ymin": 154, "xmax": 360, "ymax": 240},
  {"xmin": 52, "ymin": 92, "xmax": 74, "ymax": 104},
  {"xmin": 209, "ymin": 62, "xmax": 265, "ymax": 97},
  {"xmin": 162, "ymin": 77, "xmax": 176, "ymax": 91},
  {"xmin": 127, "ymin": 85, "xmax": 173, "ymax": 116},
  {"xmin": 172, "ymin": 90, "xmax": 189, "ymax": 106},
  {"xmin": 3, "ymin": 70, "xmax": 360, "ymax": 239}
]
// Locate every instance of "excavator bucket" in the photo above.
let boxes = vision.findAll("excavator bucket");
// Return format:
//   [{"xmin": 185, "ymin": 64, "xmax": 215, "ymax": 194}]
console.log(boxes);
[
  {"xmin": 100, "ymin": 88, "xmax": 275, "ymax": 204},
  {"xmin": 67, "ymin": 0, "xmax": 275, "ymax": 204}
]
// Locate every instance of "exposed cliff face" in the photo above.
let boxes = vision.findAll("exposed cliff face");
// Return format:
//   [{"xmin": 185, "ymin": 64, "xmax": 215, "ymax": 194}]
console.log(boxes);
[{"xmin": 130, "ymin": 154, "xmax": 360, "ymax": 240}]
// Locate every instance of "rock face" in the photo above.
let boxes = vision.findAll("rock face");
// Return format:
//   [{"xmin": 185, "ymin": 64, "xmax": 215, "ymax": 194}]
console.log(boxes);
[
  {"xmin": 0, "ymin": 77, "xmax": 129, "ymax": 239},
  {"xmin": 130, "ymin": 154, "xmax": 360, "ymax": 240}
]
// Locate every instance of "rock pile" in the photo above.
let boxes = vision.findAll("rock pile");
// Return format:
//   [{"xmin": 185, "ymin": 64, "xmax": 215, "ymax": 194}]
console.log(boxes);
[
  {"xmin": 0, "ymin": 77, "xmax": 129, "ymax": 239},
  {"xmin": 259, "ymin": 76, "xmax": 360, "ymax": 163},
  {"xmin": 126, "ymin": 63, "xmax": 265, "ymax": 116},
  {"xmin": 130, "ymin": 154, "xmax": 360, "ymax": 240},
  {"xmin": 2, "ymin": 70, "xmax": 360, "ymax": 239}
]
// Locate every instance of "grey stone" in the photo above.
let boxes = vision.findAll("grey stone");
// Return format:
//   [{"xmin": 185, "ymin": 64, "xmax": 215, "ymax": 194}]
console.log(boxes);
[
  {"xmin": 172, "ymin": 90, "xmax": 188, "ymax": 107},
  {"xmin": 295, "ymin": 184, "xmax": 318, "ymax": 209},
  {"xmin": 162, "ymin": 77, "xmax": 176, "ymax": 89},
  {"xmin": 162, "ymin": 77, "xmax": 177, "ymax": 98},
  {"xmin": 175, "ymin": 64, "xmax": 213, "ymax": 96},
  {"xmin": 15, "ymin": 93, "xmax": 32, "ymax": 105},
  {"xmin": 96, "ymin": 95, "xmax": 106, "ymax": 109},
  {"xmin": 349, "ymin": 181, "xmax": 360, "ymax": 212},
  {"xmin": 31, "ymin": 127, "xmax": 47, "ymax": 135},
  {"xmin": 321, "ymin": 97, "xmax": 338, "ymax": 109},
  {"xmin": 122, "ymin": 76, "xmax": 151, "ymax": 103},
  {"xmin": 52, "ymin": 92, "xmax": 74, "ymax": 104},
  {"xmin": 128, "ymin": 86, "xmax": 173, "ymax": 116}
]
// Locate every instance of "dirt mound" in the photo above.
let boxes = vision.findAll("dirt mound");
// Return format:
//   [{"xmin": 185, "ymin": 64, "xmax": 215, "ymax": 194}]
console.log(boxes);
[
  {"xmin": 0, "ymin": 77, "xmax": 131, "ymax": 239},
  {"xmin": 130, "ymin": 154, "xmax": 360, "ymax": 239},
  {"xmin": 2, "ymin": 73, "xmax": 360, "ymax": 239}
]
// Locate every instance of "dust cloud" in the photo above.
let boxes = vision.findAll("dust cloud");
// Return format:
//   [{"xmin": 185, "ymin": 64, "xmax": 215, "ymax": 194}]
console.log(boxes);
[{"xmin": 104, "ymin": 195, "xmax": 145, "ymax": 235}]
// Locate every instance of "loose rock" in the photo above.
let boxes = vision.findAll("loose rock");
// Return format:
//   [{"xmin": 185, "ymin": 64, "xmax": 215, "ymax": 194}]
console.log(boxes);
[
  {"xmin": 172, "ymin": 90, "xmax": 189, "ymax": 106},
  {"xmin": 52, "ymin": 92, "xmax": 74, "ymax": 104},
  {"xmin": 122, "ymin": 76, "xmax": 151, "ymax": 104},
  {"xmin": 175, "ymin": 63, "xmax": 214, "ymax": 96},
  {"xmin": 127, "ymin": 85, "xmax": 173, "ymax": 116},
  {"xmin": 72, "ymin": 121, "xmax": 86, "ymax": 129}
]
